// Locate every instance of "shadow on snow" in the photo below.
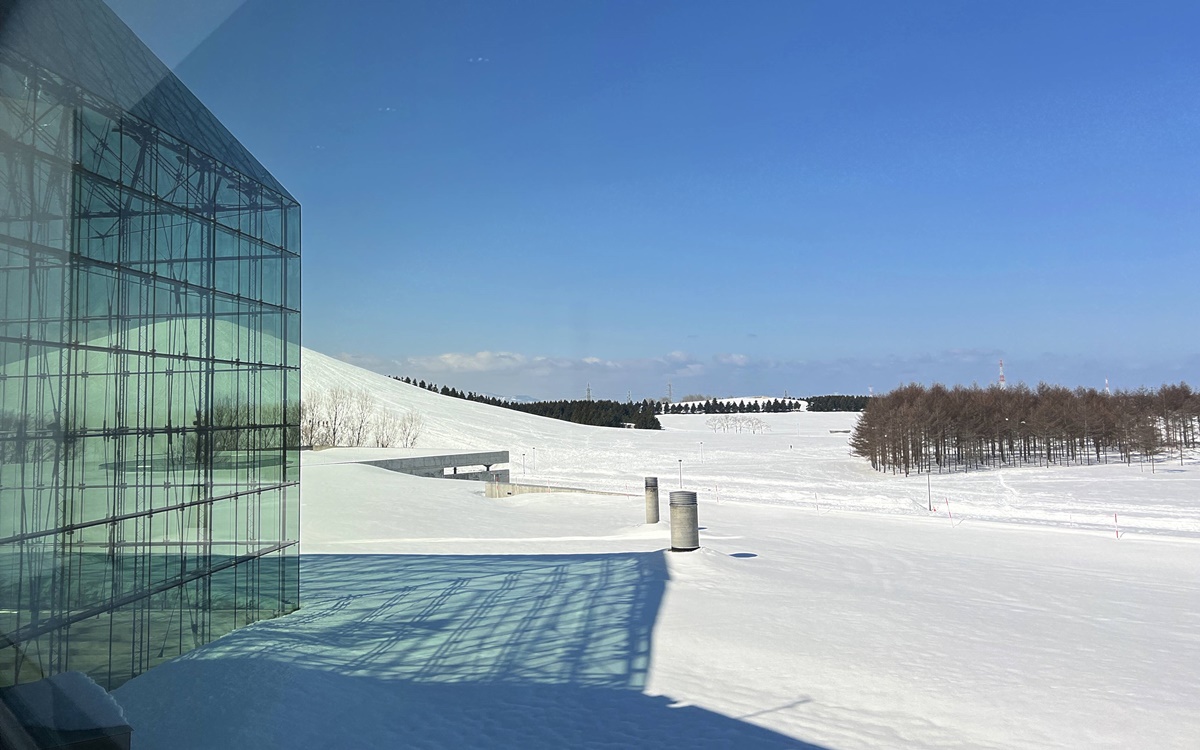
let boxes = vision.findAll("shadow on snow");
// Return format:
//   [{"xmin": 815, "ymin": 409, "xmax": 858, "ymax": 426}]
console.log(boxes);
[{"xmin": 116, "ymin": 552, "xmax": 827, "ymax": 748}]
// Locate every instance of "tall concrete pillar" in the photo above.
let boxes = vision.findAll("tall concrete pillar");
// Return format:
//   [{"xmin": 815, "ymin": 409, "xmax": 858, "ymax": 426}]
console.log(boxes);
[
  {"xmin": 645, "ymin": 477, "xmax": 660, "ymax": 524},
  {"xmin": 669, "ymin": 491, "xmax": 699, "ymax": 551}
]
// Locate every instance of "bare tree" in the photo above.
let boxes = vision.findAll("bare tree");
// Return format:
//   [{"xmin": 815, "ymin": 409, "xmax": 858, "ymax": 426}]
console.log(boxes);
[
  {"xmin": 303, "ymin": 388, "xmax": 424, "ymax": 449},
  {"xmin": 396, "ymin": 411, "xmax": 423, "ymax": 448},
  {"xmin": 343, "ymin": 389, "xmax": 374, "ymax": 447},
  {"xmin": 851, "ymin": 380, "xmax": 1198, "ymax": 475}
]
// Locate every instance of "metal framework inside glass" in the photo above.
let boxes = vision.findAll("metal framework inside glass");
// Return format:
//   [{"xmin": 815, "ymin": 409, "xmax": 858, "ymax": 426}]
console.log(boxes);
[{"xmin": 0, "ymin": 4, "xmax": 300, "ymax": 690}]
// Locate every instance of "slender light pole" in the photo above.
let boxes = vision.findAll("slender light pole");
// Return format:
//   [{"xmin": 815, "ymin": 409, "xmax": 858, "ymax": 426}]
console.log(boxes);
[
  {"xmin": 533, "ymin": 447, "xmax": 537, "ymax": 472},
  {"xmin": 522, "ymin": 452, "xmax": 526, "ymax": 476},
  {"xmin": 927, "ymin": 471, "xmax": 932, "ymax": 512},
  {"xmin": 678, "ymin": 459, "xmax": 683, "ymax": 488},
  {"xmin": 700, "ymin": 441, "xmax": 704, "ymax": 462}
]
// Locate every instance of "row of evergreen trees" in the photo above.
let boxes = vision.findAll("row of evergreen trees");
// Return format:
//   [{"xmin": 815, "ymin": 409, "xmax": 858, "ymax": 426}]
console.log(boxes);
[
  {"xmin": 659, "ymin": 399, "xmax": 805, "ymax": 414},
  {"xmin": 850, "ymin": 382, "xmax": 1199, "ymax": 475},
  {"xmin": 391, "ymin": 376, "xmax": 662, "ymax": 429},
  {"xmin": 806, "ymin": 395, "xmax": 871, "ymax": 412}
]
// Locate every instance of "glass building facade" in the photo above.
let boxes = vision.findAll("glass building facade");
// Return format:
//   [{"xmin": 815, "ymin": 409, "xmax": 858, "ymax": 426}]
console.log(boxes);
[{"xmin": 0, "ymin": 0, "xmax": 300, "ymax": 689}]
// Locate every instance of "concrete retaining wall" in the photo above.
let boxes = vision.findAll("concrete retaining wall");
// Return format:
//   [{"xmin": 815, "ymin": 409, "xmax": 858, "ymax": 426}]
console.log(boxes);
[{"xmin": 361, "ymin": 451, "xmax": 509, "ymax": 481}]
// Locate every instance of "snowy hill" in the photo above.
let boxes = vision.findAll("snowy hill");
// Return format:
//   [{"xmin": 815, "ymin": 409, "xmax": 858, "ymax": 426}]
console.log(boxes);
[{"xmin": 302, "ymin": 346, "xmax": 661, "ymax": 453}]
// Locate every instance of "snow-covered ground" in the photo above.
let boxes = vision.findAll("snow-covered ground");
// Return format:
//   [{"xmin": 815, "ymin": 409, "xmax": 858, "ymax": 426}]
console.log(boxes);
[{"xmin": 112, "ymin": 349, "xmax": 1200, "ymax": 748}]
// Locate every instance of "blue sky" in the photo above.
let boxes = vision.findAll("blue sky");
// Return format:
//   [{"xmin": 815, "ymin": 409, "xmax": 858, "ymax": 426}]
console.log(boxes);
[{"xmin": 111, "ymin": 0, "xmax": 1200, "ymax": 400}]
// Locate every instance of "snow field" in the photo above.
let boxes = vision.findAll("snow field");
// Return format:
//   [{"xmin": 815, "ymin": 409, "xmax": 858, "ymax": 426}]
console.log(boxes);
[{"xmin": 110, "ymin": 350, "xmax": 1200, "ymax": 748}]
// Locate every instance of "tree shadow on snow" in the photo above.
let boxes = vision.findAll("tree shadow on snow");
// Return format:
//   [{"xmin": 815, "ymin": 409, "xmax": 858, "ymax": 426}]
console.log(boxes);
[{"xmin": 116, "ymin": 553, "xmax": 828, "ymax": 749}]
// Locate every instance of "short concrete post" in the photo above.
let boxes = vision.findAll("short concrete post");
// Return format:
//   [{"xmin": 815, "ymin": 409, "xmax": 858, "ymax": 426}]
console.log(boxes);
[
  {"xmin": 669, "ymin": 491, "xmax": 699, "ymax": 551},
  {"xmin": 645, "ymin": 477, "xmax": 660, "ymax": 524}
]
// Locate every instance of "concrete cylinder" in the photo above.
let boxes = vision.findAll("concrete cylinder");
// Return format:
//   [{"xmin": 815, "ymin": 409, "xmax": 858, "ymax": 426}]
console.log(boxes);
[
  {"xmin": 669, "ymin": 491, "xmax": 699, "ymax": 551},
  {"xmin": 645, "ymin": 477, "xmax": 660, "ymax": 524}
]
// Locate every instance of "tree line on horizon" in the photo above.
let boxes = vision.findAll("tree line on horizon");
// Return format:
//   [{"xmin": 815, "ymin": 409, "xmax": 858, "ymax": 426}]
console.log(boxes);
[
  {"xmin": 653, "ymin": 394, "xmax": 870, "ymax": 414},
  {"xmin": 805, "ymin": 395, "xmax": 871, "ymax": 412},
  {"xmin": 850, "ymin": 381, "xmax": 1199, "ymax": 475},
  {"xmin": 659, "ymin": 398, "xmax": 805, "ymax": 414},
  {"xmin": 391, "ymin": 376, "xmax": 662, "ymax": 429}
]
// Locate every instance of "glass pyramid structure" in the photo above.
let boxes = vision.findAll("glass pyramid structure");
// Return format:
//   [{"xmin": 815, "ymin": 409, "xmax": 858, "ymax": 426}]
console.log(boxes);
[{"xmin": 0, "ymin": 0, "xmax": 301, "ymax": 689}]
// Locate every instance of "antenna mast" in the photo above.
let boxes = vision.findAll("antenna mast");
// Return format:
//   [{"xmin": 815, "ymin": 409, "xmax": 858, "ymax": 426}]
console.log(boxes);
[{"xmin": 998, "ymin": 359, "xmax": 1006, "ymax": 390}]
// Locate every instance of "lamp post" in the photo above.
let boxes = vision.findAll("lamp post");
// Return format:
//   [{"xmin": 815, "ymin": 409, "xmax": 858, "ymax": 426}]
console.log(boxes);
[
  {"xmin": 522, "ymin": 452, "xmax": 526, "ymax": 476},
  {"xmin": 700, "ymin": 441, "xmax": 704, "ymax": 462},
  {"xmin": 678, "ymin": 459, "xmax": 683, "ymax": 488}
]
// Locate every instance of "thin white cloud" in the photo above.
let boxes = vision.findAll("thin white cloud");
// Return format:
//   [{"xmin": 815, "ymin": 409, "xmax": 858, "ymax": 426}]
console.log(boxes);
[{"xmin": 714, "ymin": 353, "xmax": 749, "ymax": 367}]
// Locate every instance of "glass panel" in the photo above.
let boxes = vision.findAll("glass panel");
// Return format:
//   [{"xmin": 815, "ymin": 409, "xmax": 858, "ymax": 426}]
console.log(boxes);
[
  {"xmin": 284, "ymin": 202, "xmax": 300, "ymax": 254},
  {"xmin": 78, "ymin": 107, "xmax": 121, "ymax": 182},
  {"xmin": 32, "ymin": 76, "xmax": 72, "ymax": 159},
  {"xmin": 185, "ymin": 146, "xmax": 215, "ymax": 217},
  {"xmin": 260, "ymin": 249, "xmax": 282, "ymax": 308},
  {"xmin": 32, "ymin": 158, "xmax": 69, "ymax": 250},
  {"xmin": 0, "ymin": 60, "xmax": 35, "ymax": 146},
  {"xmin": 283, "ymin": 253, "xmax": 300, "ymax": 311},
  {"xmin": 119, "ymin": 116, "xmax": 151, "ymax": 192},
  {"xmin": 213, "ymin": 163, "xmax": 240, "ymax": 230},
  {"xmin": 76, "ymin": 175, "xmax": 120, "ymax": 264},
  {"xmin": 213, "ymin": 225, "xmax": 239, "ymax": 297},
  {"xmin": 155, "ymin": 132, "xmax": 188, "ymax": 207},
  {"xmin": 124, "ymin": 191, "xmax": 153, "ymax": 268},
  {"xmin": 261, "ymin": 189, "xmax": 283, "ymax": 248},
  {"xmin": 239, "ymin": 235, "xmax": 260, "ymax": 301},
  {"xmin": 0, "ymin": 149, "xmax": 32, "ymax": 242},
  {"xmin": 238, "ymin": 173, "xmax": 260, "ymax": 238}
]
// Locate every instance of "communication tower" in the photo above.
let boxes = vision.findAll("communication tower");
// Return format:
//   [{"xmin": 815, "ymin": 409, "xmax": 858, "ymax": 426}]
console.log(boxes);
[{"xmin": 998, "ymin": 359, "xmax": 1006, "ymax": 390}]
